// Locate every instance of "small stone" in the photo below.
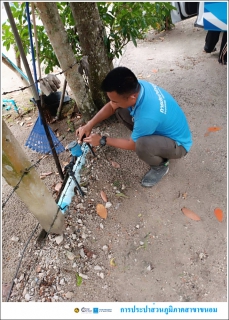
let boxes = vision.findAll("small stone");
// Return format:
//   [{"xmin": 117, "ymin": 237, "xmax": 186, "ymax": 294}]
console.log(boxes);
[
  {"xmin": 77, "ymin": 203, "xmax": 85, "ymax": 209},
  {"xmin": 55, "ymin": 234, "xmax": 64, "ymax": 245},
  {"xmin": 99, "ymin": 272, "xmax": 104, "ymax": 279},
  {"xmin": 94, "ymin": 265, "xmax": 102, "ymax": 271},
  {"xmin": 78, "ymin": 243, "xmax": 83, "ymax": 247},
  {"xmin": 77, "ymin": 219, "xmax": 83, "ymax": 224},
  {"xmin": 105, "ymin": 202, "xmax": 112, "ymax": 209},
  {"xmin": 78, "ymin": 273, "xmax": 88, "ymax": 280},
  {"xmin": 81, "ymin": 233, "xmax": 87, "ymax": 239},
  {"xmin": 199, "ymin": 252, "xmax": 206, "ymax": 260},
  {"xmin": 25, "ymin": 294, "xmax": 31, "ymax": 301},
  {"xmin": 23, "ymin": 287, "xmax": 27, "ymax": 296},
  {"xmin": 64, "ymin": 244, "xmax": 70, "ymax": 249},
  {"xmin": 19, "ymin": 274, "xmax": 24, "ymax": 282},
  {"xmin": 100, "ymin": 223, "xmax": 104, "ymax": 229},
  {"xmin": 147, "ymin": 265, "xmax": 151, "ymax": 271},
  {"xmin": 140, "ymin": 241, "xmax": 144, "ymax": 246},
  {"xmin": 102, "ymin": 245, "xmax": 108, "ymax": 253},
  {"xmin": 72, "ymin": 234, "xmax": 77, "ymax": 240},
  {"xmin": 79, "ymin": 248, "xmax": 85, "ymax": 258},
  {"xmin": 65, "ymin": 291, "xmax": 74, "ymax": 299},
  {"xmin": 66, "ymin": 251, "xmax": 75, "ymax": 260},
  {"xmin": 59, "ymin": 279, "xmax": 65, "ymax": 285},
  {"xmin": 136, "ymin": 225, "xmax": 140, "ymax": 229},
  {"xmin": 36, "ymin": 265, "xmax": 41, "ymax": 273},
  {"xmin": 11, "ymin": 236, "xmax": 19, "ymax": 242}
]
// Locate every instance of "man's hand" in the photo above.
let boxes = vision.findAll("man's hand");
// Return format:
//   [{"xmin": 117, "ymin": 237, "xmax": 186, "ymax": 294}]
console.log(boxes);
[
  {"xmin": 40, "ymin": 74, "xmax": 61, "ymax": 96},
  {"xmin": 83, "ymin": 133, "xmax": 101, "ymax": 146},
  {"xmin": 76, "ymin": 122, "xmax": 93, "ymax": 142}
]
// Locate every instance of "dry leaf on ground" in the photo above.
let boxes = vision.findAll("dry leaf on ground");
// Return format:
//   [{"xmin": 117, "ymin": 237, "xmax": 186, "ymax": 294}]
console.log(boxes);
[
  {"xmin": 100, "ymin": 191, "xmax": 108, "ymax": 202},
  {"xmin": 96, "ymin": 204, "xmax": 107, "ymax": 219},
  {"xmin": 55, "ymin": 182, "xmax": 62, "ymax": 192},
  {"xmin": 111, "ymin": 161, "xmax": 120, "ymax": 168},
  {"xmin": 214, "ymin": 207, "xmax": 223, "ymax": 222},
  {"xmin": 204, "ymin": 126, "xmax": 222, "ymax": 137},
  {"xmin": 40, "ymin": 172, "xmax": 53, "ymax": 177},
  {"xmin": 110, "ymin": 258, "xmax": 116, "ymax": 267},
  {"xmin": 181, "ymin": 207, "xmax": 201, "ymax": 221}
]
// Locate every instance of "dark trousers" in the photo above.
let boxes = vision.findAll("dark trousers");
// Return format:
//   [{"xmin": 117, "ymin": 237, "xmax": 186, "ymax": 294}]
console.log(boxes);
[
  {"xmin": 204, "ymin": 31, "xmax": 227, "ymax": 64},
  {"xmin": 115, "ymin": 108, "xmax": 187, "ymax": 167}
]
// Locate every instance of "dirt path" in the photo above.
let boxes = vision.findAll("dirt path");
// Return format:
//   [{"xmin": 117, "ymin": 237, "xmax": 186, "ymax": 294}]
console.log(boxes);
[{"xmin": 2, "ymin": 17, "xmax": 227, "ymax": 318}]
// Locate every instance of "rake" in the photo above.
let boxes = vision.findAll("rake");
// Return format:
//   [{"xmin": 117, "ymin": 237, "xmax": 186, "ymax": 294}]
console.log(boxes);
[{"xmin": 24, "ymin": 2, "xmax": 65, "ymax": 156}]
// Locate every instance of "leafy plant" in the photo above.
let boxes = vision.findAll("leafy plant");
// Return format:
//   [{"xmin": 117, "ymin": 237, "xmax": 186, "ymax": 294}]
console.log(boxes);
[
  {"xmin": 2, "ymin": 2, "xmax": 175, "ymax": 73},
  {"xmin": 98, "ymin": 2, "xmax": 175, "ymax": 61}
]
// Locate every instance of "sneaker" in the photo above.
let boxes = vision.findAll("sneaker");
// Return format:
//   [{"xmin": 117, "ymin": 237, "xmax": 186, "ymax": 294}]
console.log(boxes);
[{"xmin": 141, "ymin": 162, "xmax": 169, "ymax": 187}]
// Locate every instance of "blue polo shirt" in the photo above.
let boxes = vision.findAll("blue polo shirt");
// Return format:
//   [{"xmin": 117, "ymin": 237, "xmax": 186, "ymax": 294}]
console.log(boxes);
[{"xmin": 128, "ymin": 80, "xmax": 192, "ymax": 152}]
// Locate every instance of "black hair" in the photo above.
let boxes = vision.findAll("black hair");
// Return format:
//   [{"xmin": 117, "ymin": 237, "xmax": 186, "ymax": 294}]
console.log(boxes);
[{"xmin": 101, "ymin": 66, "xmax": 140, "ymax": 95}]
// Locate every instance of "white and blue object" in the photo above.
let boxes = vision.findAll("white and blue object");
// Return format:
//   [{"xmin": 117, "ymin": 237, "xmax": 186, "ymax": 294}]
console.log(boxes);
[
  {"xmin": 58, "ymin": 143, "xmax": 89, "ymax": 213},
  {"xmin": 203, "ymin": 2, "xmax": 227, "ymax": 31}
]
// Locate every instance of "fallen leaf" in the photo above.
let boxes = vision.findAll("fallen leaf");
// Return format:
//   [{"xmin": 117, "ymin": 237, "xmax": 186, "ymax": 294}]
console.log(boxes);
[
  {"xmin": 76, "ymin": 274, "xmax": 82, "ymax": 286},
  {"xmin": 100, "ymin": 190, "xmax": 108, "ymax": 202},
  {"xmin": 55, "ymin": 182, "xmax": 62, "ymax": 192},
  {"xmin": 96, "ymin": 204, "xmax": 107, "ymax": 219},
  {"xmin": 204, "ymin": 126, "xmax": 222, "ymax": 136},
  {"xmin": 181, "ymin": 207, "xmax": 201, "ymax": 221},
  {"xmin": 207, "ymin": 126, "xmax": 222, "ymax": 132},
  {"xmin": 110, "ymin": 258, "xmax": 116, "ymax": 267},
  {"xmin": 115, "ymin": 192, "xmax": 129, "ymax": 199},
  {"xmin": 40, "ymin": 172, "xmax": 53, "ymax": 177},
  {"xmin": 152, "ymin": 69, "xmax": 158, "ymax": 73},
  {"xmin": 214, "ymin": 207, "xmax": 223, "ymax": 222},
  {"xmin": 111, "ymin": 161, "xmax": 120, "ymax": 168}
]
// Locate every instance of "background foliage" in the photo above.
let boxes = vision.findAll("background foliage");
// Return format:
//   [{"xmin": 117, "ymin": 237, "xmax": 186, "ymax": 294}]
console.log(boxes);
[{"xmin": 2, "ymin": 2, "xmax": 175, "ymax": 74}]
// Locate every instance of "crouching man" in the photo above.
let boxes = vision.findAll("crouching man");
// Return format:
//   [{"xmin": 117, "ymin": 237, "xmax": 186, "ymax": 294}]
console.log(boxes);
[{"xmin": 76, "ymin": 66, "xmax": 192, "ymax": 187}]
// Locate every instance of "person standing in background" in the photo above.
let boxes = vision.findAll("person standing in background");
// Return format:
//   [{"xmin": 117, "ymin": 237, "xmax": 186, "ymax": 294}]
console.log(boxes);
[{"xmin": 204, "ymin": 31, "xmax": 227, "ymax": 65}]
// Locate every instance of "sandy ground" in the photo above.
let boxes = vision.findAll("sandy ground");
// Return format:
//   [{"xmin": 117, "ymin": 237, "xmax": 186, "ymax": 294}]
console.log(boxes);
[{"xmin": 1, "ymin": 17, "xmax": 227, "ymax": 318}]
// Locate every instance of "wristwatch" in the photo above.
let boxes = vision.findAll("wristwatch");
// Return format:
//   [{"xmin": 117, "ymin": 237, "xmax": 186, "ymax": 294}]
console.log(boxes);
[{"xmin": 100, "ymin": 136, "xmax": 107, "ymax": 147}]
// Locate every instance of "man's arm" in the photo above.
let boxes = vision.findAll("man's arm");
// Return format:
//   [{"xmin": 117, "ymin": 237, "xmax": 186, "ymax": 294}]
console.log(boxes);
[
  {"xmin": 83, "ymin": 133, "xmax": 136, "ymax": 151},
  {"xmin": 76, "ymin": 102, "xmax": 117, "ymax": 141}
]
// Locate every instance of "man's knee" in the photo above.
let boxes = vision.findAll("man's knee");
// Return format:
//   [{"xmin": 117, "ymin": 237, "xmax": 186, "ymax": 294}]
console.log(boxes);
[{"xmin": 135, "ymin": 137, "xmax": 148, "ymax": 156}]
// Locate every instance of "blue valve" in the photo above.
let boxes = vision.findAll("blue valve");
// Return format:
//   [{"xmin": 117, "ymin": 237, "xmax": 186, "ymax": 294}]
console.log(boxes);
[{"xmin": 67, "ymin": 141, "xmax": 83, "ymax": 157}]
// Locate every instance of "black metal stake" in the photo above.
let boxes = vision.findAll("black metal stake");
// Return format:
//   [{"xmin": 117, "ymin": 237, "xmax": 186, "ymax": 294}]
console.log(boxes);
[{"xmin": 37, "ymin": 98, "xmax": 64, "ymax": 180}]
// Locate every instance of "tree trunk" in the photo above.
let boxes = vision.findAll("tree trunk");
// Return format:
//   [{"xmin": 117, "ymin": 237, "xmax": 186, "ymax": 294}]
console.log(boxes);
[
  {"xmin": 70, "ymin": 2, "xmax": 111, "ymax": 109},
  {"xmin": 14, "ymin": 44, "xmax": 21, "ymax": 69},
  {"xmin": 2, "ymin": 120, "xmax": 64, "ymax": 234},
  {"xmin": 34, "ymin": 2, "xmax": 97, "ymax": 122}
]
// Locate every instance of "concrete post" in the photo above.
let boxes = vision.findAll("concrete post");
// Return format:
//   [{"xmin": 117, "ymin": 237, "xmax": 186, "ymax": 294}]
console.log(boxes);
[{"xmin": 2, "ymin": 120, "xmax": 64, "ymax": 234}]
